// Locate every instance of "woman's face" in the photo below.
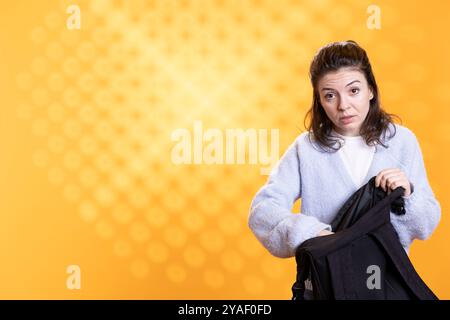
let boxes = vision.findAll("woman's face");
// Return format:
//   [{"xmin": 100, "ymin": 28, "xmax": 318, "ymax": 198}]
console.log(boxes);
[{"xmin": 317, "ymin": 67, "xmax": 374, "ymax": 136}]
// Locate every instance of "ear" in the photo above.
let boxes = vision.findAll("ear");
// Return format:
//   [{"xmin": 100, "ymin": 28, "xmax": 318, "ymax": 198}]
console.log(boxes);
[{"xmin": 369, "ymin": 87, "xmax": 374, "ymax": 100}]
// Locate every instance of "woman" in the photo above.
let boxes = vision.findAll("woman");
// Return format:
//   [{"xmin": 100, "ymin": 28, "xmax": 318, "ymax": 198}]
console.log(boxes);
[{"xmin": 248, "ymin": 40, "xmax": 441, "ymax": 265}]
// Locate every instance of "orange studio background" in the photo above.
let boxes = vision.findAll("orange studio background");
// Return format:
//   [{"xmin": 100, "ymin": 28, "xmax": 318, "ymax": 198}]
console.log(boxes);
[{"xmin": 0, "ymin": 0, "xmax": 449, "ymax": 299}]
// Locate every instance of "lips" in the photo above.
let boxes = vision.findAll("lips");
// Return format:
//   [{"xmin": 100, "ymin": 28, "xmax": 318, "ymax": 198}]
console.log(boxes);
[{"xmin": 340, "ymin": 115, "xmax": 355, "ymax": 124}]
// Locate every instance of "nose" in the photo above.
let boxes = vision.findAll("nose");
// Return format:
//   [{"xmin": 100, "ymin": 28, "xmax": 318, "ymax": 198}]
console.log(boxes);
[{"xmin": 337, "ymin": 96, "xmax": 350, "ymax": 111}]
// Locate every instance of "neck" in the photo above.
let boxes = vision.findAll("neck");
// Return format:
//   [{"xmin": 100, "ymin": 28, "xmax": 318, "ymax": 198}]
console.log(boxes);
[{"xmin": 332, "ymin": 128, "xmax": 361, "ymax": 137}]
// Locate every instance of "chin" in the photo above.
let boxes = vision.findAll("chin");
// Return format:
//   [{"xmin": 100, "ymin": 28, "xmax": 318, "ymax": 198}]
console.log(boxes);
[{"xmin": 336, "ymin": 123, "xmax": 360, "ymax": 135}]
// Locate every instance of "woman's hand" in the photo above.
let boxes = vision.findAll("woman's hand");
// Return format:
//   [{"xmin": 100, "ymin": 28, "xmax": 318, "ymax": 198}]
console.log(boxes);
[
  {"xmin": 375, "ymin": 168, "xmax": 412, "ymax": 197},
  {"xmin": 317, "ymin": 229, "xmax": 334, "ymax": 237}
]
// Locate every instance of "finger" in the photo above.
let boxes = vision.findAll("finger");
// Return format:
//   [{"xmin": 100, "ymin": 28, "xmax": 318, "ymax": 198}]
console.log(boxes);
[
  {"xmin": 386, "ymin": 176, "xmax": 404, "ymax": 194},
  {"xmin": 388, "ymin": 177, "xmax": 408, "ymax": 191},
  {"xmin": 378, "ymin": 173, "xmax": 391, "ymax": 191},
  {"xmin": 379, "ymin": 168, "xmax": 401, "ymax": 175},
  {"xmin": 386, "ymin": 179, "xmax": 406, "ymax": 194},
  {"xmin": 375, "ymin": 168, "xmax": 400, "ymax": 187},
  {"xmin": 380, "ymin": 171, "xmax": 403, "ymax": 191},
  {"xmin": 375, "ymin": 173, "xmax": 381, "ymax": 187},
  {"xmin": 383, "ymin": 173, "xmax": 403, "ymax": 190},
  {"xmin": 375, "ymin": 171, "xmax": 391, "ymax": 187}
]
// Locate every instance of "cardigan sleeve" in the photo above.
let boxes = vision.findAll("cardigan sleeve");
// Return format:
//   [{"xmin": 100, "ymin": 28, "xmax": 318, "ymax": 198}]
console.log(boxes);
[
  {"xmin": 248, "ymin": 138, "xmax": 332, "ymax": 258},
  {"xmin": 390, "ymin": 133, "xmax": 441, "ymax": 249}
]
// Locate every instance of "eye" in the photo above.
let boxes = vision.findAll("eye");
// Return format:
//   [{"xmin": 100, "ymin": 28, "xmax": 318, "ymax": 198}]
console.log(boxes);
[
  {"xmin": 324, "ymin": 93, "xmax": 335, "ymax": 100},
  {"xmin": 350, "ymin": 87, "xmax": 360, "ymax": 94}
]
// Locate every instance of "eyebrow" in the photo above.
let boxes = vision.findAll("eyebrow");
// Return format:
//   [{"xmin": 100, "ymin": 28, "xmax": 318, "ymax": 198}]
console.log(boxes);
[{"xmin": 321, "ymin": 80, "xmax": 361, "ymax": 92}]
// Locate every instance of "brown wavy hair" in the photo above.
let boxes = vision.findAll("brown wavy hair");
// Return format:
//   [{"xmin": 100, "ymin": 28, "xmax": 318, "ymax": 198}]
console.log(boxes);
[{"xmin": 303, "ymin": 40, "xmax": 401, "ymax": 152}]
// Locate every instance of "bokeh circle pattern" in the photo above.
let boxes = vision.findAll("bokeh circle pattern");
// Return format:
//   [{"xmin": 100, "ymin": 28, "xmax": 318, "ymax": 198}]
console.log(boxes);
[{"xmin": 16, "ymin": 0, "xmax": 425, "ymax": 298}]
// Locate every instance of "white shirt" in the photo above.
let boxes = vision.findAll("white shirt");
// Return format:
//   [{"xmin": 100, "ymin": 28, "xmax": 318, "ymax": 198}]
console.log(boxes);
[{"xmin": 332, "ymin": 130, "xmax": 376, "ymax": 189}]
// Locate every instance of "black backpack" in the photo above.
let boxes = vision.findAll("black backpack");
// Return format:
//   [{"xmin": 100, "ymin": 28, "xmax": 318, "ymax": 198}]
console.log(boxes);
[{"xmin": 291, "ymin": 177, "xmax": 438, "ymax": 300}]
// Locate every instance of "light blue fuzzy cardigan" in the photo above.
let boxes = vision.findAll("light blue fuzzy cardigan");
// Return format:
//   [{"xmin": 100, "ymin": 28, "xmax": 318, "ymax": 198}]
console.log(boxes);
[{"xmin": 248, "ymin": 124, "xmax": 441, "ymax": 258}]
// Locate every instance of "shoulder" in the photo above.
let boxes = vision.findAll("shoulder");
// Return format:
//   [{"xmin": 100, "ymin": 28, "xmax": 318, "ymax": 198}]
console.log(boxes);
[
  {"xmin": 289, "ymin": 131, "xmax": 329, "ymax": 160},
  {"xmin": 293, "ymin": 131, "xmax": 310, "ymax": 146},
  {"xmin": 391, "ymin": 123, "xmax": 417, "ymax": 140},
  {"xmin": 291, "ymin": 131, "xmax": 317, "ymax": 151},
  {"xmin": 276, "ymin": 131, "xmax": 315, "ymax": 162},
  {"xmin": 384, "ymin": 123, "xmax": 419, "ymax": 149},
  {"xmin": 381, "ymin": 123, "xmax": 421, "ymax": 169}
]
